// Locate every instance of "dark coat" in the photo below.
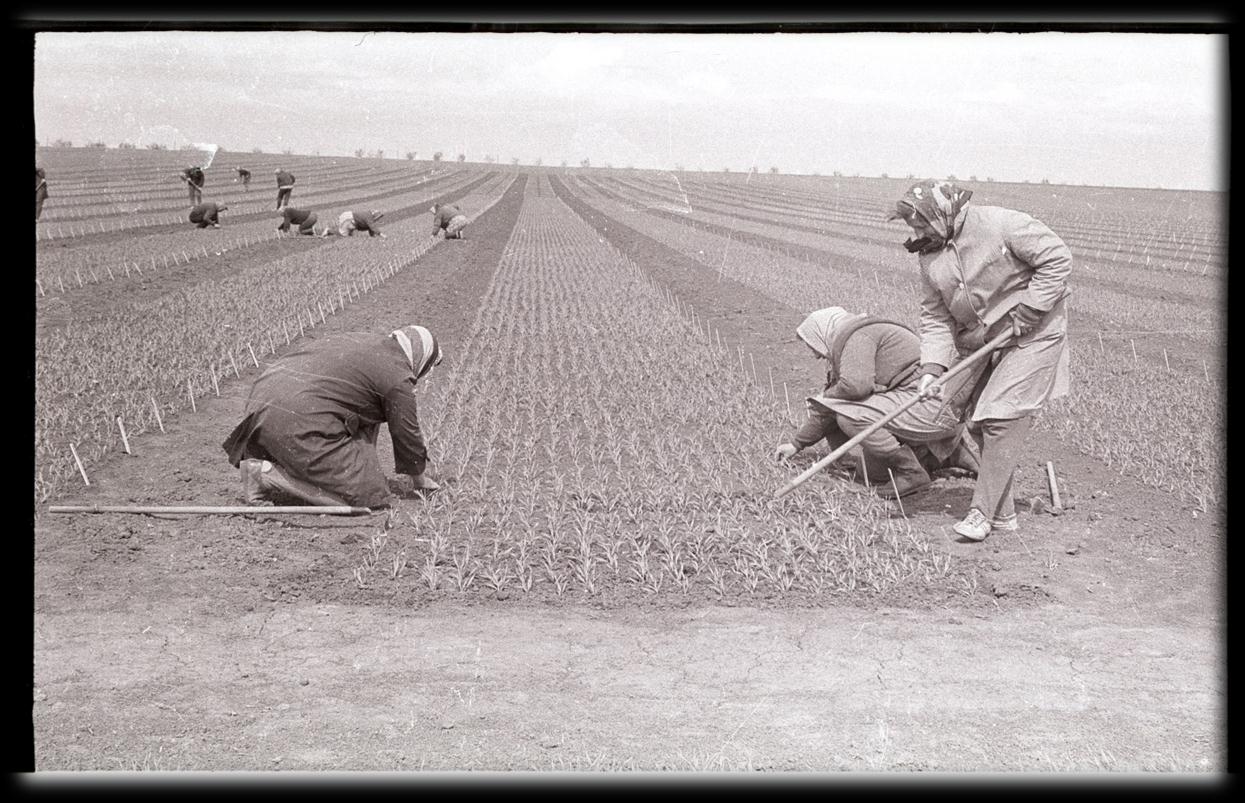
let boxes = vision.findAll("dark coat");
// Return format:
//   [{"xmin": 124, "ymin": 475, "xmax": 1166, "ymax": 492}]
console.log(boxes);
[
  {"xmin": 431, "ymin": 204, "xmax": 462, "ymax": 233},
  {"xmin": 353, "ymin": 210, "xmax": 383, "ymax": 235},
  {"xmin": 188, "ymin": 202, "xmax": 222, "ymax": 226},
  {"xmin": 221, "ymin": 332, "xmax": 429, "ymax": 508},
  {"xmin": 279, "ymin": 207, "xmax": 316, "ymax": 231}
]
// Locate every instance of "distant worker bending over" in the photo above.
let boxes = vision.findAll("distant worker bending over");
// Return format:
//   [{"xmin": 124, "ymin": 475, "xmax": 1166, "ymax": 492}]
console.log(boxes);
[
  {"xmin": 278, "ymin": 207, "xmax": 319, "ymax": 236},
  {"xmin": 236, "ymin": 166, "xmax": 252, "ymax": 189},
  {"xmin": 430, "ymin": 202, "xmax": 468, "ymax": 240},
  {"xmin": 331, "ymin": 209, "xmax": 386, "ymax": 238},
  {"xmin": 188, "ymin": 201, "xmax": 227, "ymax": 229},
  {"xmin": 222, "ymin": 325, "xmax": 444, "ymax": 509},
  {"xmin": 275, "ymin": 168, "xmax": 295, "ymax": 209},
  {"xmin": 180, "ymin": 166, "xmax": 206, "ymax": 205}
]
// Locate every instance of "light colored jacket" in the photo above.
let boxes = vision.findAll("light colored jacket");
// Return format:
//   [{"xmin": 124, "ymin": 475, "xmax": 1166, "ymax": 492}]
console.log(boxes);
[{"xmin": 918, "ymin": 205, "xmax": 1072, "ymax": 368}]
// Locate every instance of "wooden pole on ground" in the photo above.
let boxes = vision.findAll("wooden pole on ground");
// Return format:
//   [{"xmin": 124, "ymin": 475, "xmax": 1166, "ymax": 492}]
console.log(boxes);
[{"xmin": 47, "ymin": 504, "xmax": 374, "ymax": 516}]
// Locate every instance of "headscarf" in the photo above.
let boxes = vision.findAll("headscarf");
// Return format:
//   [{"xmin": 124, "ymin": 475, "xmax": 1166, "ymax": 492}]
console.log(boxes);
[
  {"xmin": 795, "ymin": 307, "xmax": 852, "ymax": 358},
  {"xmin": 887, "ymin": 180, "xmax": 973, "ymax": 253},
  {"xmin": 390, "ymin": 325, "xmax": 442, "ymax": 379},
  {"xmin": 370, "ymin": 210, "xmax": 385, "ymax": 221}
]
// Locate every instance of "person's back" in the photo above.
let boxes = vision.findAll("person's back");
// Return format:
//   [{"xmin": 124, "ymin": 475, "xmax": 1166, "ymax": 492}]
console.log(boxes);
[
  {"xmin": 189, "ymin": 202, "xmax": 224, "ymax": 227},
  {"xmin": 823, "ymin": 317, "xmax": 921, "ymax": 400},
  {"xmin": 275, "ymin": 170, "xmax": 294, "ymax": 187},
  {"xmin": 245, "ymin": 333, "xmax": 411, "ymax": 427},
  {"xmin": 433, "ymin": 204, "xmax": 461, "ymax": 228},
  {"xmin": 281, "ymin": 207, "xmax": 311, "ymax": 225},
  {"xmin": 353, "ymin": 210, "xmax": 384, "ymax": 236}
]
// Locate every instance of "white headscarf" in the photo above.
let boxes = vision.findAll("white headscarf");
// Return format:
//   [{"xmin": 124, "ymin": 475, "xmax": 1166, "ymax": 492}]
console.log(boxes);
[
  {"xmin": 390, "ymin": 325, "xmax": 442, "ymax": 379},
  {"xmin": 795, "ymin": 307, "xmax": 852, "ymax": 357}
]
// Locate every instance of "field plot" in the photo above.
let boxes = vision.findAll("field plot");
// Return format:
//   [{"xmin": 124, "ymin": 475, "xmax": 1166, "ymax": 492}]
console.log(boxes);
[
  {"xmin": 558, "ymin": 173, "xmax": 1224, "ymax": 510},
  {"xmin": 32, "ymin": 152, "xmax": 1223, "ymax": 771},
  {"xmin": 366, "ymin": 184, "xmax": 969, "ymax": 605}
]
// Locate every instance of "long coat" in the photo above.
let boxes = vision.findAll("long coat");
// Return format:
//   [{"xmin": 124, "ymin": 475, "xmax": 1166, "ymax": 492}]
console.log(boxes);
[
  {"xmin": 917, "ymin": 205, "xmax": 1072, "ymax": 421},
  {"xmin": 188, "ymin": 202, "xmax": 222, "ymax": 226},
  {"xmin": 36, "ymin": 168, "xmax": 49, "ymax": 218},
  {"xmin": 221, "ymin": 332, "xmax": 429, "ymax": 508}
]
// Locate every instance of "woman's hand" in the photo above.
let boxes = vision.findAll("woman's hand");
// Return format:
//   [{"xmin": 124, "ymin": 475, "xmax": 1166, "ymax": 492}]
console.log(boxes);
[
  {"xmin": 774, "ymin": 443, "xmax": 799, "ymax": 461},
  {"xmin": 917, "ymin": 364, "xmax": 946, "ymax": 401},
  {"xmin": 1010, "ymin": 303, "xmax": 1044, "ymax": 337},
  {"xmin": 917, "ymin": 374, "xmax": 943, "ymax": 401}
]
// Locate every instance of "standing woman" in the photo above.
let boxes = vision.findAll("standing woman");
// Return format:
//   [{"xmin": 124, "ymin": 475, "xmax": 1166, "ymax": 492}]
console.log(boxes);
[
  {"xmin": 888, "ymin": 180, "xmax": 1072, "ymax": 542},
  {"xmin": 36, "ymin": 166, "xmax": 49, "ymax": 220},
  {"xmin": 180, "ymin": 165, "xmax": 206, "ymax": 205},
  {"xmin": 275, "ymin": 168, "xmax": 295, "ymax": 209}
]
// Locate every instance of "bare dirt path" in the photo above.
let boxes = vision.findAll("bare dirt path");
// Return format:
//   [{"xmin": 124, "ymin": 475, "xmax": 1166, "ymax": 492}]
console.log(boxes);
[{"xmin": 29, "ymin": 174, "xmax": 1225, "ymax": 772}]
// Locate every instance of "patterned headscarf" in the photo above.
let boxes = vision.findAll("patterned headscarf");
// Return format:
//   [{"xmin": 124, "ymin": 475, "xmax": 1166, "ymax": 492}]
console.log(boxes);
[
  {"xmin": 390, "ymin": 325, "xmax": 443, "ymax": 379},
  {"xmin": 887, "ymin": 180, "xmax": 973, "ymax": 253},
  {"xmin": 796, "ymin": 307, "xmax": 852, "ymax": 358}
]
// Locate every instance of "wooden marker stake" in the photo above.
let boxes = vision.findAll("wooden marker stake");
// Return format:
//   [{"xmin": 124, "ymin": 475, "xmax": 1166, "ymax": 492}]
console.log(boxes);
[
  {"xmin": 116, "ymin": 417, "xmax": 132, "ymax": 454},
  {"xmin": 150, "ymin": 397, "xmax": 165, "ymax": 433},
  {"xmin": 70, "ymin": 443, "xmax": 90, "ymax": 486}
]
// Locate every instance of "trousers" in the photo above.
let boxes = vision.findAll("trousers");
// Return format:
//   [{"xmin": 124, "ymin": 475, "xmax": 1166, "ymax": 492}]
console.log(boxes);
[{"xmin": 969, "ymin": 416, "xmax": 1032, "ymax": 522}]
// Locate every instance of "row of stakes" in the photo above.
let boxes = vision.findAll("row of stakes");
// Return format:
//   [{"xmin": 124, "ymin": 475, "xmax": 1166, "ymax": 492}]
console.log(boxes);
[
  {"xmin": 594, "ymin": 175, "xmax": 1223, "ymax": 276},
  {"xmin": 35, "ymin": 228, "xmax": 288, "ymax": 296},
  {"xmin": 590, "ymin": 184, "xmax": 1218, "ymax": 384},
  {"xmin": 57, "ymin": 197, "xmax": 504, "ymax": 491},
  {"xmin": 61, "ymin": 255, "xmax": 415, "ymax": 489},
  {"xmin": 36, "ymin": 175, "xmax": 498, "ymax": 294}
]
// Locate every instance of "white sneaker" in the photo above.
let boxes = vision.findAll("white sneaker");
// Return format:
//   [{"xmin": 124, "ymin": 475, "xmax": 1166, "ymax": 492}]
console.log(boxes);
[{"xmin": 953, "ymin": 508, "xmax": 992, "ymax": 541}]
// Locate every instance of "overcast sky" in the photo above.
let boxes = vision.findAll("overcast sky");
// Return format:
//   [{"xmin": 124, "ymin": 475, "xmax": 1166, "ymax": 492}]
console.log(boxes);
[{"xmin": 32, "ymin": 30, "xmax": 1225, "ymax": 190}]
